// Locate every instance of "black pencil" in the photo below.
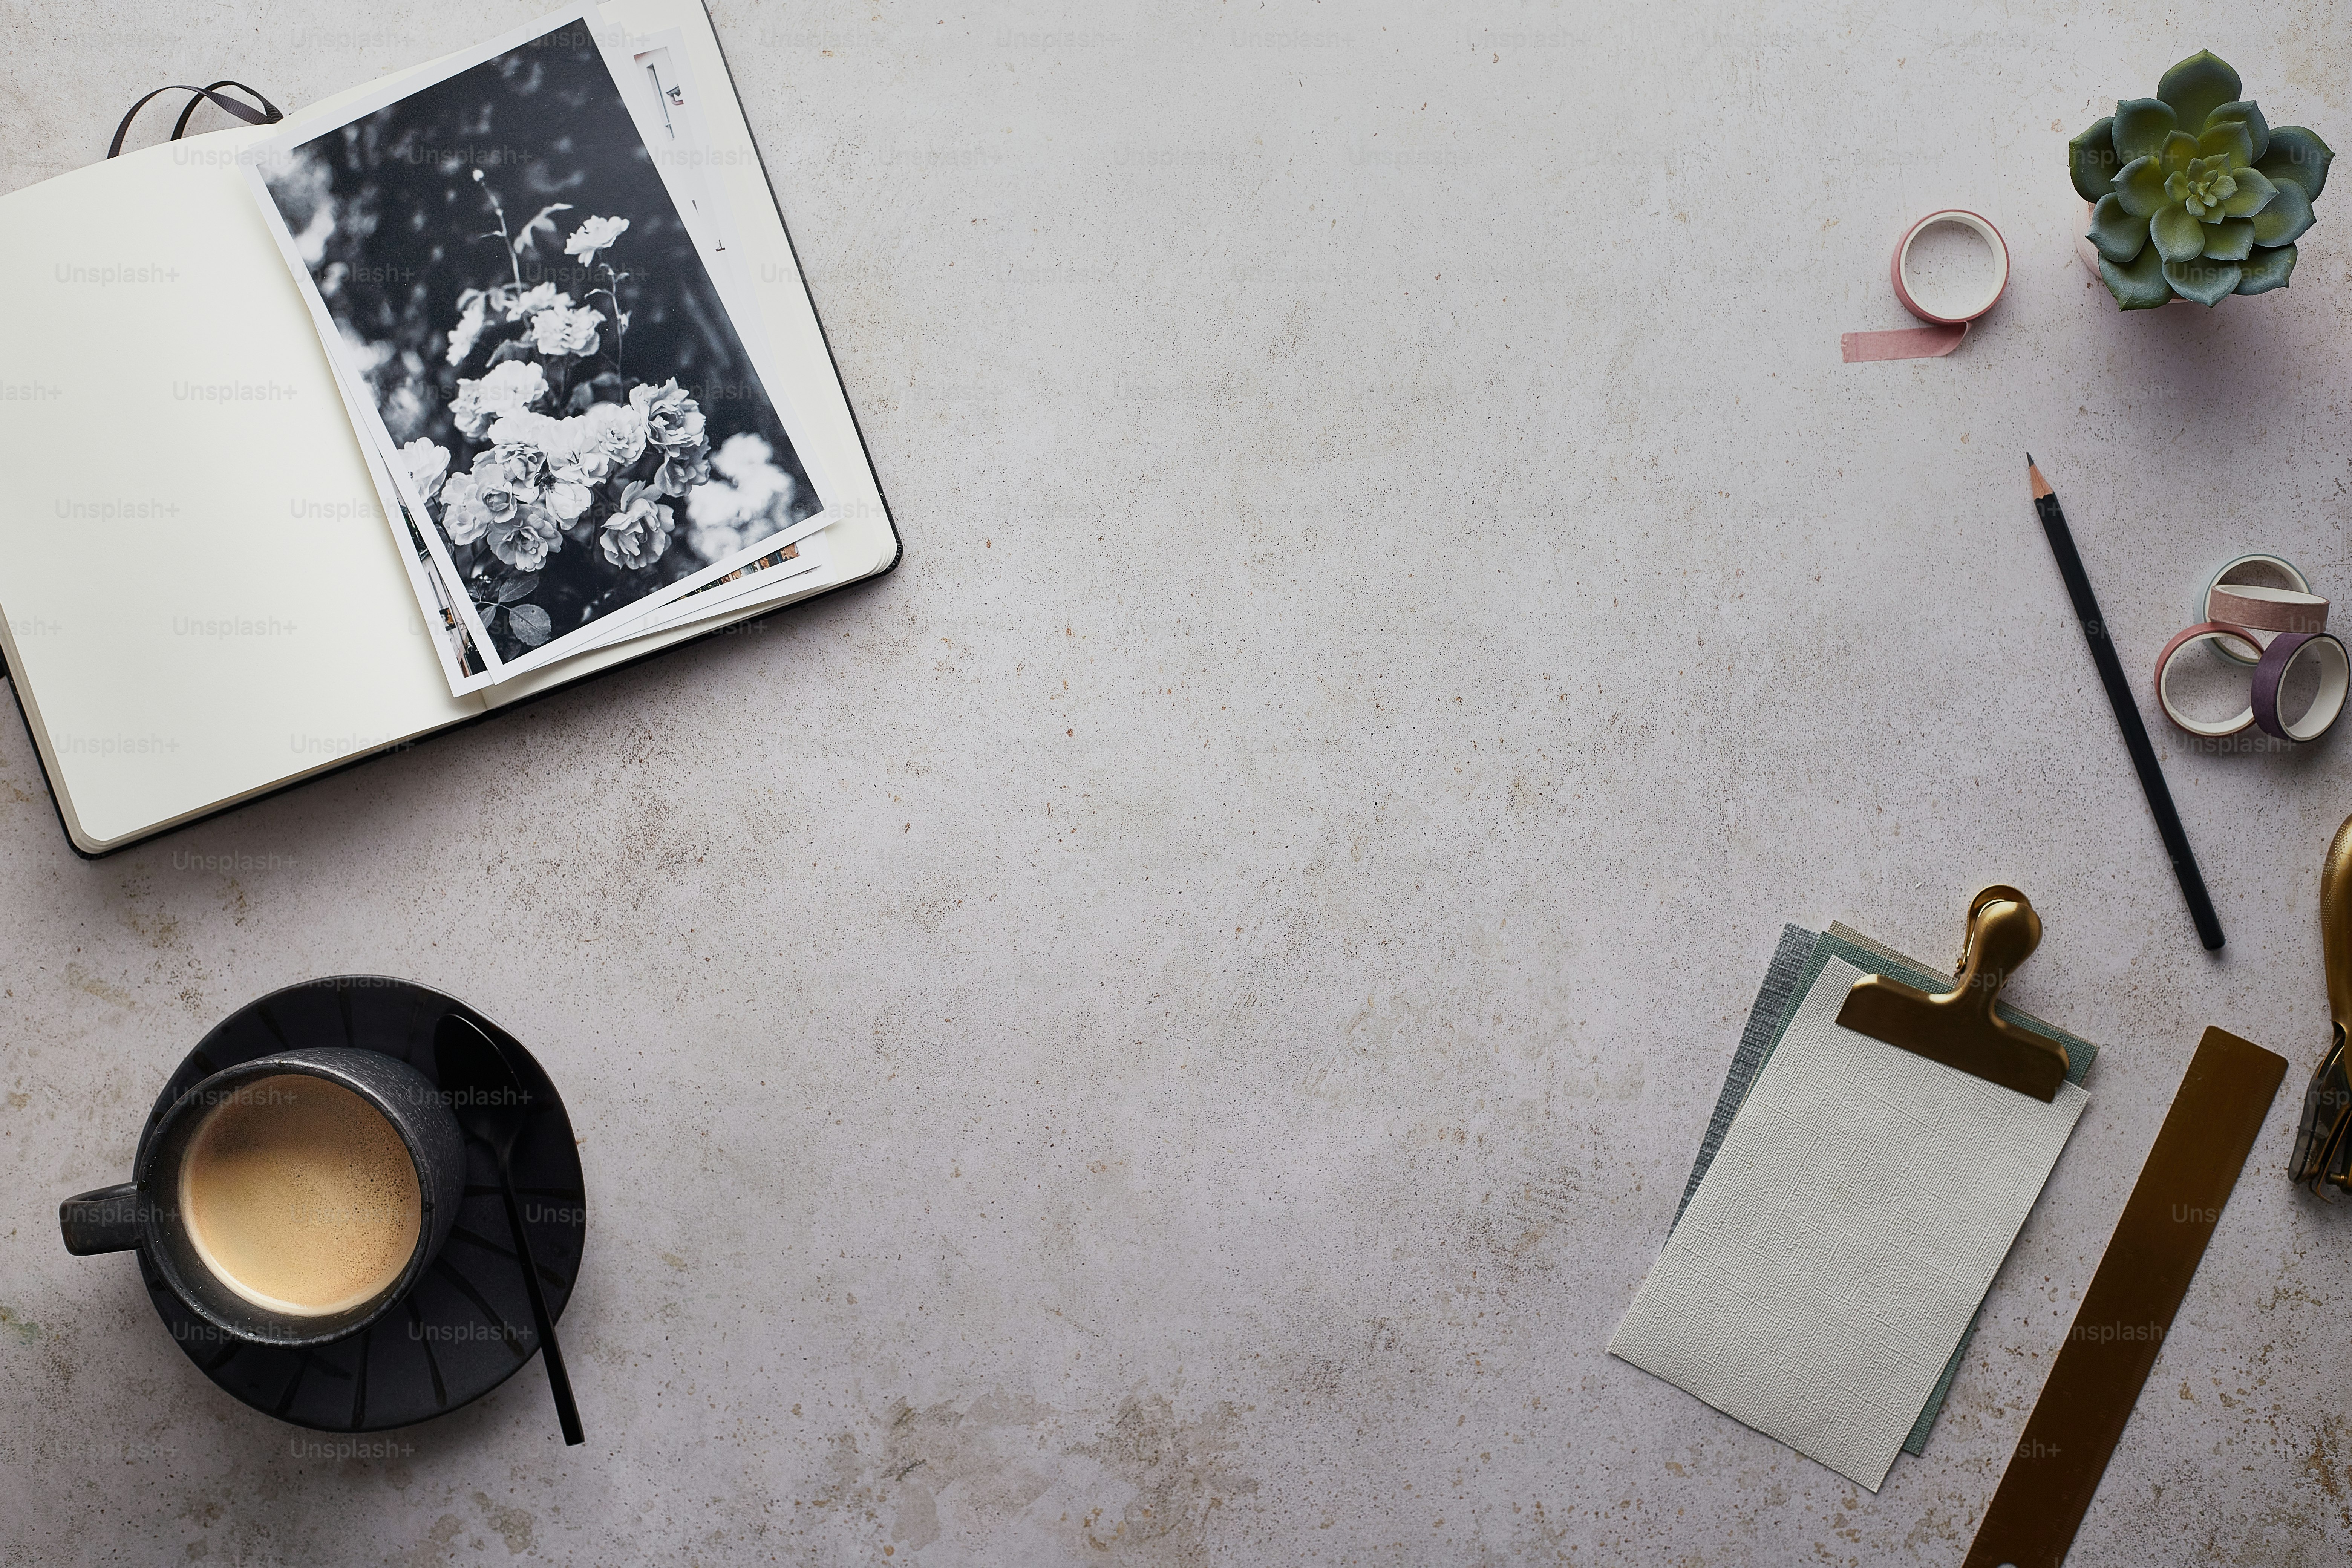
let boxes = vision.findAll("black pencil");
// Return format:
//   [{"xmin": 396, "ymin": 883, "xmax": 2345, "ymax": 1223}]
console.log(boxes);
[{"xmin": 2029, "ymin": 455, "xmax": 2225, "ymax": 951}]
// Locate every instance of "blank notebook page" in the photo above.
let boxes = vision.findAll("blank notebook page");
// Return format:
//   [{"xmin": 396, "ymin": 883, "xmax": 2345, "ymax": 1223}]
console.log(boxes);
[
  {"xmin": 1608, "ymin": 955, "xmax": 2088, "ymax": 1492},
  {"xmin": 0, "ymin": 133, "xmax": 478, "ymax": 850}
]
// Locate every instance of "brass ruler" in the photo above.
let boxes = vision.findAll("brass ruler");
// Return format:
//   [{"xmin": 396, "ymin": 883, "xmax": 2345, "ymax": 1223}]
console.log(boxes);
[{"xmin": 1963, "ymin": 1026, "xmax": 2285, "ymax": 1568}]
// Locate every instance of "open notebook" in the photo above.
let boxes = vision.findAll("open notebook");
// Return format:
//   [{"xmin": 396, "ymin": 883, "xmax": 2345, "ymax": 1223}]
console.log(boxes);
[{"xmin": 0, "ymin": 0, "xmax": 898, "ymax": 855}]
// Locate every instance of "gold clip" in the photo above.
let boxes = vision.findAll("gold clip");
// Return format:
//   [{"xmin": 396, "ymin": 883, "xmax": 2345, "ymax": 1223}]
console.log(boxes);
[{"xmin": 1834, "ymin": 887, "xmax": 2070, "ymax": 1101}]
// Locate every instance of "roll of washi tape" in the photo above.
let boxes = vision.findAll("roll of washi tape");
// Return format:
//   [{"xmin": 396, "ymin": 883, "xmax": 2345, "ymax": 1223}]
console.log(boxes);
[
  {"xmin": 2154, "ymin": 622, "xmax": 2263, "ymax": 737},
  {"xmin": 2202, "ymin": 553, "xmax": 2314, "ymax": 667},
  {"xmin": 2252, "ymin": 631, "xmax": 2350, "ymax": 742},
  {"xmin": 2208, "ymin": 582, "xmax": 2329, "ymax": 635},
  {"xmin": 1840, "ymin": 210, "xmax": 2010, "ymax": 363}
]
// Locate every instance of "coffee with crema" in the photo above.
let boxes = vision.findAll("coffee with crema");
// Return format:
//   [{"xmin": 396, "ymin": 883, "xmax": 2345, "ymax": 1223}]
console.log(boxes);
[{"xmin": 179, "ymin": 1074, "xmax": 422, "ymax": 1316}]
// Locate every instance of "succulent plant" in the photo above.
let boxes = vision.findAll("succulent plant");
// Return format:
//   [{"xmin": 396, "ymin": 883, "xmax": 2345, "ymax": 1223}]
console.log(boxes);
[{"xmin": 2070, "ymin": 51, "xmax": 2331, "ymax": 308}]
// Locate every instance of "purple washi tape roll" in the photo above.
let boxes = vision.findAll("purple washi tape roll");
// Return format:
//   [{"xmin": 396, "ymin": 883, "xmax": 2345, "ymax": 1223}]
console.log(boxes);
[{"xmin": 2251, "ymin": 631, "xmax": 2351, "ymax": 742}]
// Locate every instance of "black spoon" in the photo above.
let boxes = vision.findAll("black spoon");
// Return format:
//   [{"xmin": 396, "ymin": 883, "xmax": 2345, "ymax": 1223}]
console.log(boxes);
[{"xmin": 434, "ymin": 1013, "xmax": 584, "ymax": 1445}]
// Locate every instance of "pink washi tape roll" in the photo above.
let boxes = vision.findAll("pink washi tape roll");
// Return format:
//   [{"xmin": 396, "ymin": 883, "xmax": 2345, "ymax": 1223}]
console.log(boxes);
[
  {"xmin": 2201, "ymin": 551, "xmax": 2314, "ymax": 666},
  {"xmin": 1841, "ymin": 210, "xmax": 2010, "ymax": 363},
  {"xmin": 2153, "ymin": 621, "xmax": 2263, "ymax": 737},
  {"xmin": 2207, "ymin": 581, "xmax": 2329, "ymax": 635}
]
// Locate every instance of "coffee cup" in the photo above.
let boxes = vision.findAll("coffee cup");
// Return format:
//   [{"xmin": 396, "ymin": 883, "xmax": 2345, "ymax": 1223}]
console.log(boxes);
[{"xmin": 58, "ymin": 1047, "xmax": 466, "ymax": 1348}]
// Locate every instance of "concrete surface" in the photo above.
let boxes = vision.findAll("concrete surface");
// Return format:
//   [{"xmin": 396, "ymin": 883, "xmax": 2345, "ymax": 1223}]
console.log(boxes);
[{"xmin": 4, "ymin": 2, "xmax": 2352, "ymax": 1564}]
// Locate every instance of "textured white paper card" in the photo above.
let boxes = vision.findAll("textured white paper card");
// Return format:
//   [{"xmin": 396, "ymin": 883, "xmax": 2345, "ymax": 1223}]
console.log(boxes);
[{"xmin": 1608, "ymin": 956, "xmax": 2089, "ymax": 1491}]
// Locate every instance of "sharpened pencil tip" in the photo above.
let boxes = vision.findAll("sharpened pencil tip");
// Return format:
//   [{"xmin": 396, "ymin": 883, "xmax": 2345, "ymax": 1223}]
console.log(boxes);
[
  {"xmin": 2027, "ymin": 457, "xmax": 2053, "ymax": 499},
  {"xmin": 2024, "ymin": 453, "xmax": 2034, "ymax": 465}
]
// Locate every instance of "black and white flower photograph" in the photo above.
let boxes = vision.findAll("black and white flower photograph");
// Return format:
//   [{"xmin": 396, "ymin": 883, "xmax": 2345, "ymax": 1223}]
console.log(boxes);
[{"xmin": 256, "ymin": 15, "xmax": 819, "ymax": 667}]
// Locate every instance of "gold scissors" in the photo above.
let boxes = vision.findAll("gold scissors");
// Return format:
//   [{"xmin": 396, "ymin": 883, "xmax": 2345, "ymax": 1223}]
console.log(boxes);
[{"xmin": 2291, "ymin": 814, "xmax": 2352, "ymax": 1195}]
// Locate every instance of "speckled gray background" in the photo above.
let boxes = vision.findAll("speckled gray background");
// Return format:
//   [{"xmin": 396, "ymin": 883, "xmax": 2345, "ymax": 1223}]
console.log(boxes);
[{"xmin": 4, "ymin": 2, "xmax": 2351, "ymax": 1564}]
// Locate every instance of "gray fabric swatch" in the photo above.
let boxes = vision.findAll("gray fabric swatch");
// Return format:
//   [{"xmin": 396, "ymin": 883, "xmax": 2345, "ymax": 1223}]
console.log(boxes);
[
  {"xmin": 1675, "ymin": 924, "xmax": 1818, "ymax": 1229},
  {"xmin": 1675, "ymin": 922, "xmax": 2101, "ymax": 1458}
]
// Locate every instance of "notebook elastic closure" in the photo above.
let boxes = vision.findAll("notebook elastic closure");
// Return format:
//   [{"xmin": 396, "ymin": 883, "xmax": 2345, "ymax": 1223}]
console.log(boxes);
[{"xmin": 1834, "ymin": 887, "xmax": 2073, "ymax": 1101}]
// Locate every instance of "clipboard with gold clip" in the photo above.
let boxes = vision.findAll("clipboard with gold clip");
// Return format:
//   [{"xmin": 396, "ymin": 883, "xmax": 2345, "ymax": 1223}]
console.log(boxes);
[
  {"xmin": 1835, "ymin": 886, "xmax": 2070, "ymax": 1100},
  {"xmin": 1802, "ymin": 880, "xmax": 2290, "ymax": 1566}
]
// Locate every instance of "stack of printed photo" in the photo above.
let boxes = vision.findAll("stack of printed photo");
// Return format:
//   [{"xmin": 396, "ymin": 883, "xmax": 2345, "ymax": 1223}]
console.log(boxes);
[
  {"xmin": 251, "ymin": 5, "xmax": 856, "ymax": 692},
  {"xmin": 0, "ymin": 0, "xmax": 897, "ymax": 853}
]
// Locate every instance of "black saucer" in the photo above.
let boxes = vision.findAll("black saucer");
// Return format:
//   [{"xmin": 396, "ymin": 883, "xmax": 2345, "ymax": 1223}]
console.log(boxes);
[{"xmin": 134, "ymin": 977, "xmax": 585, "ymax": 1432}]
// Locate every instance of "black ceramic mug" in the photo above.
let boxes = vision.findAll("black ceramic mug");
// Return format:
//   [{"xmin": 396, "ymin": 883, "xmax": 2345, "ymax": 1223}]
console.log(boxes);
[{"xmin": 58, "ymin": 1047, "xmax": 466, "ymax": 1348}]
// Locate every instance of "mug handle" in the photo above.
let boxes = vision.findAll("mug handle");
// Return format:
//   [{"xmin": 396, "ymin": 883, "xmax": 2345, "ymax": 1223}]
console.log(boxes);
[{"xmin": 59, "ymin": 1184, "xmax": 146, "ymax": 1254}]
